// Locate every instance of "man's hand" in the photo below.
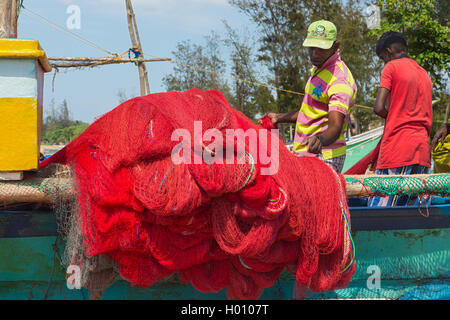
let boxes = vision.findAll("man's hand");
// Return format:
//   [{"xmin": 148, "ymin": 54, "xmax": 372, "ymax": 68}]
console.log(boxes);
[
  {"xmin": 258, "ymin": 113, "xmax": 279, "ymax": 126},
  {"xmin": 305, "ymin": 136, "xmax": 323, "ymax": 154},
  {"xmin": 431, "ymin": 123, "xmax": 449, "ymax": 151}
]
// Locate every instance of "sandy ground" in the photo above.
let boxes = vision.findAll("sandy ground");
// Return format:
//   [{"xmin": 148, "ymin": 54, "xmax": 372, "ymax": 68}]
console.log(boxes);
[{"xmin": 41, "ymin": 144, "xmax": 65, "ymax": 156}]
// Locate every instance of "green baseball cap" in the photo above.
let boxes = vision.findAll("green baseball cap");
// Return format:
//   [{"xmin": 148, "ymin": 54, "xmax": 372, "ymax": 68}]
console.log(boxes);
[{"xmin": 303, "ymin": 20, "xmax": 337, "ymax": 49}]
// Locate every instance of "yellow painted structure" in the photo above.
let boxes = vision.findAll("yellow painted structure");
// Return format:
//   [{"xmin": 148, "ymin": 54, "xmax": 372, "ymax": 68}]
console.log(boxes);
[{"xmin": 0, "ymin": 39, "xmax": 51, "ymax": 171}]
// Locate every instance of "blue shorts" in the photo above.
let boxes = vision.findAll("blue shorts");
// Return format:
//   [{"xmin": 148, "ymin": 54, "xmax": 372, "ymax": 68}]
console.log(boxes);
[{"xmin": 368, "ymin": 164, "xmax": 430, "ymax": 207}]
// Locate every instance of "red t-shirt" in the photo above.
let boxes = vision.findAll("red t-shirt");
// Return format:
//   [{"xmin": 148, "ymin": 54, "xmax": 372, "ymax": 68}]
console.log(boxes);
[{"xmin": 377, "ymin": 58, "xmax": 433, "ymax": 169}]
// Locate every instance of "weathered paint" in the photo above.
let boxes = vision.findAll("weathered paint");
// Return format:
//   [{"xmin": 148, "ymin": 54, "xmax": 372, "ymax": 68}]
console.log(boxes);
[
  {"xmin": 0, "ymin": 59, "xmax": 38, "ymax": 98},
  {"xmin": 342, "ymin": 135, "xmax": 381, "ymax": 173},
  {"xmin": 0, "ymin": 210, "xmax": 57, "ymax": 238},
  {"xmin": 0, "ymin": 97, "xmax": 41, "ymax": 170},
  {"xmin": 0, "ymin": 39, "xmax": 52, "ymax": 72},
  {"xmin": 0, "ymin": 39, "xmax": 50, "ymax": 172},
  {"xmin": 0, "ymin": 228, "xmax": 448, "ymax": 299}
]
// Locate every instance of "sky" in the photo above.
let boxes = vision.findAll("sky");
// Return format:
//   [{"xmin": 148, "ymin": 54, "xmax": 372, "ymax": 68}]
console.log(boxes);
[{"xmin": 17, "ymin": 0, "xmax": 252, "ymax": 123}]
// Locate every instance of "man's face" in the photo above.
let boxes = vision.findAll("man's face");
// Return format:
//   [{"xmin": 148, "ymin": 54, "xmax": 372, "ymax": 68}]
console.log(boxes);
[{"xmin": 307, "ymin": 44, "xmax": 336, "ymax": 68}]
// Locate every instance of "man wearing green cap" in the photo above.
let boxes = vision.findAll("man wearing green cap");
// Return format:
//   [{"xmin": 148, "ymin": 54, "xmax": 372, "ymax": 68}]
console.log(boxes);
[{"xmin": 260, "ymin": 20, "xmax": 357, "ymax": 173}]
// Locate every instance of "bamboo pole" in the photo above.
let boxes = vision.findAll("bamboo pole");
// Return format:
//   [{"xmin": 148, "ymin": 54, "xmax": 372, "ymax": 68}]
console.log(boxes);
[
  {"xmin": 125, "ymin": 0, "xmax": 149, "ymax": 96},
  {"xmin": 1, "ymin": 174, "xmax": 449, "ymax": 204},
  {"xmin": 48, "ymin": 57, "xmax": 171, "ymax": 68},
  {"xmin": 48, "ymin": 57, "xmax": 170, "ymax": 62},
  {"xmin": 129, "ymin": 1, "xmax": 150, "ymax": 94}
]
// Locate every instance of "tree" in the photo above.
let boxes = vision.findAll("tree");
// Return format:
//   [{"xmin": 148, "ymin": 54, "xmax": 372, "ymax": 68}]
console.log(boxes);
[
  {"xmin": 223, "ymin": 21, "xmax": 276, "ymax": 119},
  {"xmin": 41, "ymin": 99, "xmax": 89, "ymax": 144},
  {"xmin": 370, "ymin": 0, "xmax": 450, "ymax": 138},
  {"xmin": 163, "ymin": 1, "xmax": 383, "ymax": 132},
  {"xmin": 117, "ymin": 88, "xmax": 137, "ymax": 104},
  {"xmin": 162, "ymin": 32, "xmax": 232, "ymax": 101},
  {"xmin": 229, "ymin": 0, "xmax": 381, "ymax": 133},
  {"xmin": 371, "ymin": 0, "xmax": 450, "ymax": 90}
]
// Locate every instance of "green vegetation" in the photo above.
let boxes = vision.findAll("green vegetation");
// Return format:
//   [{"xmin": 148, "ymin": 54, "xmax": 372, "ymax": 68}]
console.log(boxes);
[
  {"xmin": 371, "ymin": 0, "xmax": 449, "ymax": 90},
  {"xmin": 162, "ymin": 0, "xmax": 449, "ymax": 137},
  {"xmin": 371, "ymin": 0, "xmax": 449, "ymax": 137},
  {"xmin": 163, "ymin": 0, "xmax": 383, "ymax": 133},
  {"xmin": 41, "ymin": 99, "xmax": 89, "ymax": 144},
  {"xmin": 42, "ymin": 1, "xmax": 449, "ymax": 142}
]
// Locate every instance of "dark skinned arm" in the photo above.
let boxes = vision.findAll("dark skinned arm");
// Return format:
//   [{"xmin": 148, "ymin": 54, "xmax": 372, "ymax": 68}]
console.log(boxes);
[
  {"xmin": 258, "ymin": 111, "xmax": 299, "ymax": 126},
  {"xmin": 275, "ymin": 111, "xmax": 299, "ymax": 124},
  {"xmin": 431, "ymin": 123, "xmax": 450, "ymax": 151},
  {"xmin": 374, "ymin": 87, "xmax": 390, "ymax": 119},
  {"xmin": 306, "ymin": 111, "xmax": 345, "ymax": 154}
]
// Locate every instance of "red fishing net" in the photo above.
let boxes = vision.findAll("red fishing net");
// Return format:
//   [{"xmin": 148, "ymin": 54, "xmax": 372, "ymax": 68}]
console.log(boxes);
[{"xmin": 41, "ymin": 89, "xmax": 355, "ymax": 299}]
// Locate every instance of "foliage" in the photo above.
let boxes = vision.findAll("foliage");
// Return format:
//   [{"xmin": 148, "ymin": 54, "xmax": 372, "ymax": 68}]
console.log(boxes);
[
  {"xmin": 163, "ymin": 0, "xmax": 448, "ymax": 134},
  {"xmin": 222, "ymin": 21, "xmax": 277, "ymax": 118},
  {"xmin": 431, "ymin": 92, "xmax": 450, "ymax": 138},
  {"xmin": 370, "ymin": 0, "xmax": 450, "ymax": 90},
  {"xmin": 229, "ymin": 0, "xmax": 381, "ymax": 119},
  {"xmin": 163, "ymin": 0, "xmax": 381, "ymax": 131},
  {"xmin": 162, "ymin": 33, "xmax": 233, "ymax": 101},
  {"xmin": 42, "ymin": 122, "xmax": 90, "ymax": 144},
  {"xmin": 41, "ymin": 99, "xmax": 90, "ymax": 144}
]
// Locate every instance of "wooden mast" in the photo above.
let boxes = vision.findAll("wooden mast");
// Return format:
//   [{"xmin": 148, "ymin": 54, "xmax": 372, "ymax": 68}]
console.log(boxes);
[
  {"xmin": 125, "ymin": 0, "xmax": 150, "ymax": 96},
  {"xmin": 10, "ymin": 0, "xmax": 18, "ymax": 38},
  {"xmin": 0, "ymin": 0, "xmax": 18, "ymax": 38}
]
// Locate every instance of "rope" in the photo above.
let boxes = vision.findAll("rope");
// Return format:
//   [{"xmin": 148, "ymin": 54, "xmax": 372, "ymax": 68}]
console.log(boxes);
[
  {"xmin": 22, "ymin": 8, "xmax": 116, "ymax": 56},
  {"xmin": 141, "ymin": 52, "xmax": 374, "ymax": 111}
]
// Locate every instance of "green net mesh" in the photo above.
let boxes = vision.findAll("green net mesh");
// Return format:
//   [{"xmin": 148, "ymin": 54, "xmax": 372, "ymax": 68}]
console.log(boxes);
[{"xmin": 346, "ymin": 174, "xmax": 450, "ymax": 197}]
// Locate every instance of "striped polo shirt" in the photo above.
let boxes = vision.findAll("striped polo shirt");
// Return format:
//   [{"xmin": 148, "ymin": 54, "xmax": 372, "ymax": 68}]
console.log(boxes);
[{"xmin": 293, "ymin": 49, "xmax": 357, "ymax": 160}]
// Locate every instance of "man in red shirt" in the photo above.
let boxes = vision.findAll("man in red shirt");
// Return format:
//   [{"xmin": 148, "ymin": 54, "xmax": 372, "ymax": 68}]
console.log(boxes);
[{"xmin": 370, "ymin": 31, "xmax": 433, "ymax": 206}]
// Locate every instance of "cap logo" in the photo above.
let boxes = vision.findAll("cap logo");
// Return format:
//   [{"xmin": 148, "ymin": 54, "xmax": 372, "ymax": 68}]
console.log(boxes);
[{"xmin": 311, "ymin": 25, "xmax": 327, "ymax": 38}]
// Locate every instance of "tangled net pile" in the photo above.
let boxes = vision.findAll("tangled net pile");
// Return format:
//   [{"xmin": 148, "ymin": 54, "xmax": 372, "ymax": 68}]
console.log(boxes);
[{"xmin": 41, "ymin": 89, "xmax": 355, "ymax": 299}]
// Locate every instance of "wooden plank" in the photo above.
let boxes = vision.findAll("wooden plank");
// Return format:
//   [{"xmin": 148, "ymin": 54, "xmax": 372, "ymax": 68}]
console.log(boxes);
[
  {"xmin": 1, "ymin": 204, "xmax": 450, "ymax": 240},
  {"xmin": 349, "ymin": 206, "xmax": 450, "ymax": 231},
  {"xmin": 0, "ymin": 171, "xmax": 23, "ymax": 181},
  {"xmin": 0, "ymin": 229, "xmax": 448, "ymax": 299},
  {"xmin": 0, "ymin": 210, "xmax": 57, "ymax": 238}
]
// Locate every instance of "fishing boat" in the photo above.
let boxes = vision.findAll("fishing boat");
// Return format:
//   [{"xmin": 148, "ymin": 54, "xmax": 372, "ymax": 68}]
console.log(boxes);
[
  {"xmin": 0, "ymin": 191, "xmax": 449, "ymax": 300},
  {"xmin": 0, "ymin": 135, "xmax": 449, "ymax": 300},
  {"xmin": 0, "ymin": 24, "xmax": 448, "ymax": 300}
]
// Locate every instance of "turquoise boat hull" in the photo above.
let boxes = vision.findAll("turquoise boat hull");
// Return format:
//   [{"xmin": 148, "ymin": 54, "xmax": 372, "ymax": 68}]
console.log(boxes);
[{"xmin": 0, "ymin": 203, "xmax": 449, "ymax": 300}]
